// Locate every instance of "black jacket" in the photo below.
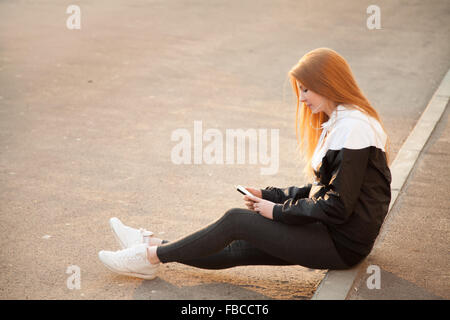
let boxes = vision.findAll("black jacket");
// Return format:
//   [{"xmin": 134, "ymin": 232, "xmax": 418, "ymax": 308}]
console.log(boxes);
[{"xmin": 261, "ymin": 105, "xmax": 391, "ymax": 266}]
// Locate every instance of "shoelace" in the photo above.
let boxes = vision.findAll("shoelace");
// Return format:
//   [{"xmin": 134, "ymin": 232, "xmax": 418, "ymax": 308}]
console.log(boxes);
[
  {"xmin": 139, "ymin": 228, "xmax": 153, "ymax": 236},
  {"xmin": 139, "ymin": 228, "xmax": 153, "ymax": 245},
  {"xmin": 120, "ymin": 246, "xmax": 147, "ymax": 262}
]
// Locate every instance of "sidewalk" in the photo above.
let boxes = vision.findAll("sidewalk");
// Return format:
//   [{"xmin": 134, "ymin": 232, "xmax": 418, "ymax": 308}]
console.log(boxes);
[{"xmin": 346, "ymin": 101, "xmax": 449, "ymax": 300}]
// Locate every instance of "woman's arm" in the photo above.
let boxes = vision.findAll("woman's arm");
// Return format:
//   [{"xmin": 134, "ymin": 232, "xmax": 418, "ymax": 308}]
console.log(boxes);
[{"xmin": 260, "ymin": 184, "xmax": 312, "ymax": 204}]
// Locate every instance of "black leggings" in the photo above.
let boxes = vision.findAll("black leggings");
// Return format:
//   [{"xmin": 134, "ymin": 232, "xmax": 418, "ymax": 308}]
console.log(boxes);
[{"xmin": 156, "ymin": 208, "xmax": 350, "ymax": 270}]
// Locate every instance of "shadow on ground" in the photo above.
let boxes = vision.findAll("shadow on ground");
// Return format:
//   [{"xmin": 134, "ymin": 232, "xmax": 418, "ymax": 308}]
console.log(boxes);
[
  {"xmin": 351, "ymin": 266, "xmax": 445, "ymax": 300},
  {"xmin": 133, "ymin": 277, "xmax": 271, "ymax": 300}
]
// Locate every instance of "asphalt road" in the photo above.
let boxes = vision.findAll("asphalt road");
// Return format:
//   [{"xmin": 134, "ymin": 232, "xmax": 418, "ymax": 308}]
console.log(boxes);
[{"xmin": 0, "ymin": 0, "xmax": 449, "ymax": 299}]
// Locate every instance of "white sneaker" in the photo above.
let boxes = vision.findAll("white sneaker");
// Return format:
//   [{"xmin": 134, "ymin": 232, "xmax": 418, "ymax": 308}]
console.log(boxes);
[
  {"xmin": 109, "ymin": 217, "xmax": 153, "ymax": 249},
  {"xmin": 98, "ymin": 243, "xmax": 159, "ymax": 280}
]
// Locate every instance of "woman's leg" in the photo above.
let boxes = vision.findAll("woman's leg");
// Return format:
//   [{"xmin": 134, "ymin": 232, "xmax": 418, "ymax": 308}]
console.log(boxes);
[
  {"xmin": 153, "ymin": 208, "xmax": 350, "ymax": 270},
  {"xmin": 153, "ymin": 239, "xmax": 294, "ymax": 269}
]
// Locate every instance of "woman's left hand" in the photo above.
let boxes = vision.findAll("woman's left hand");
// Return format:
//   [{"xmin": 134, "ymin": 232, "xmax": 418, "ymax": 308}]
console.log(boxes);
[{"xmin": 246, "ymin": 195, "xmax": 275, "ymax": 220}]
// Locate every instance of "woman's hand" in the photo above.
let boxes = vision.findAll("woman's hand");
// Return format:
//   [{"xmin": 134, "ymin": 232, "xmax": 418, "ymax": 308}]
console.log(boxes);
[
  {"xmin": 243, "ymin": 187, "xmax": 275, "ymax": 220},
  {"xmin": 243, "ymin": 187, "xmax": 262, "ymax": 211},
  {"xmin": 245, "ymin": 187, "xmax": 262, "ymax": 198}
]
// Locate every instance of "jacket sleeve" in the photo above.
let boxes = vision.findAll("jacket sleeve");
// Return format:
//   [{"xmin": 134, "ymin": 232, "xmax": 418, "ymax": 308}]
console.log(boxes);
[
  {"xmin": 272, "ymin": 147, "xmax": 370, "ymax": 225},
  {"xmin": 260, "ymin": 184, "xmax": 312, "ymax": 204}
]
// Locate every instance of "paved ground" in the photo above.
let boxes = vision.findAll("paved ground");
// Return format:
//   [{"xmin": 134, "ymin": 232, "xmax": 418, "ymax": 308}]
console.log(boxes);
[
  {"xmin": 347, "ymin": 102, "xmax": 449, "ymax": 300},
  {"xmin": 0, "ymin": 0, "xmax": 449, "ymax": 299}
]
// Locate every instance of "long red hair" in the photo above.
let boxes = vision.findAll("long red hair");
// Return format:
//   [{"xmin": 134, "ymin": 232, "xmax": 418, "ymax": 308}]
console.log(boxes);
[{"xmin": 289, "ymin": 48, "xmax": 391, "ymax": 178}]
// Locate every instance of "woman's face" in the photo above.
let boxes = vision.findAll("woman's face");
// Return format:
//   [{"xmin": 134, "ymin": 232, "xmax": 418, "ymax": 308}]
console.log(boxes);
[{"xmin": 298, "ymin": 82, "xmax": 336, "ymax": 116}]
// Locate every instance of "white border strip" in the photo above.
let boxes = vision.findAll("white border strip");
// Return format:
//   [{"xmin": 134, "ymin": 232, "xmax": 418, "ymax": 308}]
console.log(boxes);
[{"xmin": 312, "ymin": 68, "xmax": 450, "ymax": 300}]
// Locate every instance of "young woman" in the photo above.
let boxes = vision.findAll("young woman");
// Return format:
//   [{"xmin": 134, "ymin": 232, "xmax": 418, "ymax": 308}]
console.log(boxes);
[{"xmin": 98, "ymin": 48, "xmax": 392, "ymax": 280}]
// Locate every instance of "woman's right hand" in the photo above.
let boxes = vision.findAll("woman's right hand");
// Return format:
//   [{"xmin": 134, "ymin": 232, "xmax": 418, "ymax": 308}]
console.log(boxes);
[{"xmin": 243, "ymin": 187, "xmax": 262, "ymax": 211}]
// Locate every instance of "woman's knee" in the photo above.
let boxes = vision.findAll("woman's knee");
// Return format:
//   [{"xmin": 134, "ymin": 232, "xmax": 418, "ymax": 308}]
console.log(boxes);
[
  {"xmin": 223, "ymin": 207, "xmax": 251, "ymax": 220},
  {"xmin": 220, "ymin": 208, "xmax": 254, "ymax": 229},
  {"xmin": 221, "ymin": 208, "xmax": 261, "ymax": 235}
]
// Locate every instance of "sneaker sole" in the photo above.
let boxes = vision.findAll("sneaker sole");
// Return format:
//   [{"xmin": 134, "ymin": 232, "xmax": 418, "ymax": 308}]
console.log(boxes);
[{"xmin": 99, "ymin": 256, "xmax": 158, "ymax": 280}]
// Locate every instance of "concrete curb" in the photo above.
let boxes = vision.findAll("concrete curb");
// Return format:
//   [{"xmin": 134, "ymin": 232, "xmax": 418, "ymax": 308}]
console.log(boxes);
[{"xmin": 311, "ymin": 68, "xmax": 450, "ymax": 300}]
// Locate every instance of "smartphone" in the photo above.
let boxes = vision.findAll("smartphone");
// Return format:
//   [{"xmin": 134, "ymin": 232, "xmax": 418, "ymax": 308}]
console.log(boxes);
[{"xmin": 235, "ymin": 185, "xmax": 253, "ymax": 197}]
